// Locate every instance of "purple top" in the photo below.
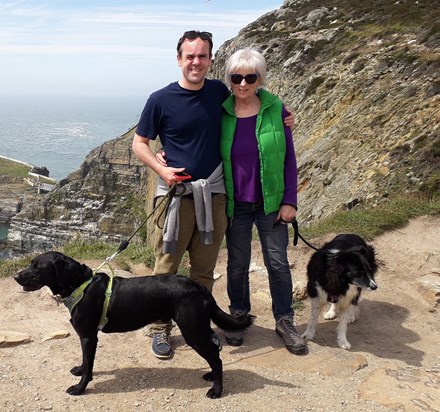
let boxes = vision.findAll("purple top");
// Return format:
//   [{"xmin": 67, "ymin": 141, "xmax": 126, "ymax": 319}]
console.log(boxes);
[{"xmin": 231, "ymin": 106, "xmax": 297, "ymax": 207}]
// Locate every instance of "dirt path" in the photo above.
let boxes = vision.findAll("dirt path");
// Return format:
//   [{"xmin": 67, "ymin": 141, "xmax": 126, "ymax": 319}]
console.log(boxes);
[{"xmin": 1, "ymin": 216, "xmax": 439, "ymax": 412}]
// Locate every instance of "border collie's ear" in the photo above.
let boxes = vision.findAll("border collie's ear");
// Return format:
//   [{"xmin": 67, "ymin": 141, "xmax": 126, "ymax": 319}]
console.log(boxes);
[
  {"xmin": 365, "ymin": 244, "xmax": 378, "ymax": 273},
  {"xmin": 347, "ymin": 245, "xmax": 363, "ymax": 254},
  {"xmin": 366, "ymin": 244, "xmax": 375, "ymax": 258}
]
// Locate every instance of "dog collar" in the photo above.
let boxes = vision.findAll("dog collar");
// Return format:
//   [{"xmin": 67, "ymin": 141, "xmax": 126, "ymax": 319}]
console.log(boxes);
[{"xmin": 63, "ymin": 278, "xmax": 93, "ymax": 313}]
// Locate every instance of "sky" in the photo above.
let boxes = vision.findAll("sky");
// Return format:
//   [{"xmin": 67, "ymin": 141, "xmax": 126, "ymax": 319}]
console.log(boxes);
[{"xmin": 0, "ymin": 0, "xmax": 284, "ymax": 98}]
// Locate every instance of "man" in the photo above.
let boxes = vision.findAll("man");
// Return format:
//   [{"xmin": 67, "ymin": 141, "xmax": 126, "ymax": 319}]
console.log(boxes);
[
  {"xmin": 133, "ymin": 31, "xmax": 294, "ymax": 359},
  {"xmin": 132, "ymin": 30, "xmax": 229, "ymax": 359}
]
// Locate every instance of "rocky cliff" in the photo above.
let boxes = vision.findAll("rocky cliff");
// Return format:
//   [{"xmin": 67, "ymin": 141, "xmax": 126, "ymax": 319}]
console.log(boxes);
[
  {"xmin": 5, "ymin": 0, "xmax": 440, "ymax": 254},
  {"xmin": 211, "ymin": 0, "xmax": 439, "ymax": 222},
  {"xmin": 6, "ymin": 128, "xmax": 159, "ymax": 254}
]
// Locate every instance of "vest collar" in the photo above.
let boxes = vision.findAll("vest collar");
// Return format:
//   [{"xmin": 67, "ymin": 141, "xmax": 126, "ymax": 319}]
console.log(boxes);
[{"xmin": 222, "ymin": 89, "xmax": 278, "ymax": 115}]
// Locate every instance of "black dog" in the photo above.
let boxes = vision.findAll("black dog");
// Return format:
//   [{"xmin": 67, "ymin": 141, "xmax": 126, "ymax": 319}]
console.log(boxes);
[
  {"xmin": 301, "ymin": 234, "xmax": 378, "ymax": 350},
  {"xmin": 15, "ymin": 251, "xmax": 253, "ymax": 398}
]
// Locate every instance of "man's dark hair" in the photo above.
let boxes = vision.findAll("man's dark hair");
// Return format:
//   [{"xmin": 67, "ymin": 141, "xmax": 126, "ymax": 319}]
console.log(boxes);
[{"xmin": 177, "ymin": 30, "xmax": 213, "ymax": 56}]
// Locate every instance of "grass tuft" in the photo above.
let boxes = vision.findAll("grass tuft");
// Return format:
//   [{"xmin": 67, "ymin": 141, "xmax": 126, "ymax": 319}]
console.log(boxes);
[
  {"xmin": 299, "ymin": 194, "xmax": 440, "ymax": 241},
  {"xmin": 2, "ymin": 194, "xmax": 439, "ymax": 280}
]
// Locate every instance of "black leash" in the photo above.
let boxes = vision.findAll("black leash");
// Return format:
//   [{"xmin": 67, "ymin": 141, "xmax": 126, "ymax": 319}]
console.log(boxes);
[
  {"xmin": 291, "ymin": 219, "xmax": 320, "ymax": 251},
  {"xmin": 88, "ymin": 182, "xmax": 178, "ymax": 331},
  {"xmin": 274, "ymin": 218, "xmax": 320, "ymax": 251},
  {"xmin": 105, "ymin": 183, "xmax": 177, "ymax": 261}
]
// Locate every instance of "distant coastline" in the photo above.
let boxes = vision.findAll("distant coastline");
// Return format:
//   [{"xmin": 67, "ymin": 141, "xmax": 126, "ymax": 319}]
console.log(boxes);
[
  {"xmin": 0, "ymin": 156, "xmax": 53, "ymax": 247},
  {"xmin": 0, "ymin": 94, "xmax": 144, "ymax": 180},
  {"xmin": 0, "ymin": 155, "xmax": 33, "ymax": 169}
]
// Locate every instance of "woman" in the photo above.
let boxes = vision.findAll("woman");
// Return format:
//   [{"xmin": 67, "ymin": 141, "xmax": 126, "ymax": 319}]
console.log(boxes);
[{"xmin": 220, "ymin": 48, "xmax": 305, "ymax": 355}]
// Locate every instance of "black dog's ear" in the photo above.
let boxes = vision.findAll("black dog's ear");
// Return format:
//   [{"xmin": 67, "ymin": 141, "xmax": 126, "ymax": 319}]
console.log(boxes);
[
  {"xmin": 52, "ymin": 254, "xmax": 91, "ymax": 295},
  {"xmin": 50, "ymin": 255, "xmax": 73, "ymax": 294},
  {"xmin": 81, "ymin": 263, "xmax": 94, "ymax": 278}
]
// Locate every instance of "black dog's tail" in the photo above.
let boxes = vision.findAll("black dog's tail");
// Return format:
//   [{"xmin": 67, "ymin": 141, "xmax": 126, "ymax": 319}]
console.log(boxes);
[{"xmin": 206, "ymin": 294, "xmax": 254, "ymax": 332}]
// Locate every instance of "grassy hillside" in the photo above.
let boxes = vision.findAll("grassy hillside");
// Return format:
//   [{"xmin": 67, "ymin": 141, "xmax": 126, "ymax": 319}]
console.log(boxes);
[{"xmin": 0, "ymin": 158, "xmax": 32, "ymax": 178}]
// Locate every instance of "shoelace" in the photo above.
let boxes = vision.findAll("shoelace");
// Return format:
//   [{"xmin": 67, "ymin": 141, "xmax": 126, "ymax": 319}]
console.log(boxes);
[
  {"xmin": 281, "ymin": 319, "xmax": 300, "ymax": 337},
  {"xmin": 156, "ymin": 333, "xmax": 170, "ymax": 345}
]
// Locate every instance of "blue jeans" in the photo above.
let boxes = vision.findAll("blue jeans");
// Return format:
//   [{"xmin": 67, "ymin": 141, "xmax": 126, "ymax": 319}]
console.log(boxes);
[{"xmin": 226, "ymin": 201, "xmax": 293, "ymax": 321}]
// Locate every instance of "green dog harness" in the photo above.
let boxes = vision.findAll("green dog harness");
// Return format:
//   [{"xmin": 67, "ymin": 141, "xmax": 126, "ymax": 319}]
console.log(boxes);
[{"xmin": 62, "ymin": 262, "xmax": 115, "ymax": 331}]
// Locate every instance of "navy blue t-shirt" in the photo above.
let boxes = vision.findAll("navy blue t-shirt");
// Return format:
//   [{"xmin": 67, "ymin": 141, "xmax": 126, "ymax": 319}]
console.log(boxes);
[{"xmin": 136, "ymin": 79, "xmax": 229, "ymax": 181}]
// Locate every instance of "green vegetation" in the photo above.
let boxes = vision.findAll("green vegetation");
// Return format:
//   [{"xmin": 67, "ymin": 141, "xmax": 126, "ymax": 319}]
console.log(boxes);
[
  {"xmin": 2, "ymin": 193, "xmax": 439, "ymax": 280},
  {"xmin": 62, "ymin": 237, "xmax": 156, "ymax": 270},
  {"xmin": 62, "ymin": 239, "xmax": 121, "ymax": 260},
  {"xmin": 0, "ymin": 254, "xmax": 34, "ymax": 280},
  {"xmin": 299, "ymin": 194, "xmax": 440, "ymax": 241},
  {"xmin": 0, "ymin": 157, "xmax": 55, "ymax": 185},
  {"xmin": 419, "ymin": 173, "xmax": 440, "ymax": 195},
  {"xmin": 0, "ymin": 158, "xmax": 31, "ymax": 178}
]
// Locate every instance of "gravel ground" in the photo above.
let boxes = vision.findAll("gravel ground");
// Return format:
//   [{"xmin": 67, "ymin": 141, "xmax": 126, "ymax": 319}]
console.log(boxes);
[{"xmin": 1, "ymin": 216, "xmax": 439, "ymax": 412}]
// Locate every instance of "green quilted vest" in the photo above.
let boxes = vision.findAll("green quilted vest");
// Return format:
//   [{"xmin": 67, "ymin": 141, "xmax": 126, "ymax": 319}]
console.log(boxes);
[{"xmin": 221, "ymin": 89, "xmax": 286, "ymax": 217}]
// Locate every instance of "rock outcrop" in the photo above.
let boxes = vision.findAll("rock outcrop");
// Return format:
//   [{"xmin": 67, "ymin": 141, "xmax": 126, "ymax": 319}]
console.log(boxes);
[
  {"xmin": 4, "ymin": 0, "xmax": 440, "ymax": 254},
  {"xmin": 7, "ymin": 128, "xmax": 158, "ymax": 254},
  {"xmin": 210, "ymin": 0, "xmax": 439, "ymax": 223}
]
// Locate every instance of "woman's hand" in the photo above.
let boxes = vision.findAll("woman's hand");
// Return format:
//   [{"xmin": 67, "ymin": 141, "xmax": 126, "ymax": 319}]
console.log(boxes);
[
  {"xmin": 155, "ymin": 148, "xmax": 168, "ymax": 167},
  {"xmin": 276, "ymin": 204, "xmax": 297, "ymax": 223}
]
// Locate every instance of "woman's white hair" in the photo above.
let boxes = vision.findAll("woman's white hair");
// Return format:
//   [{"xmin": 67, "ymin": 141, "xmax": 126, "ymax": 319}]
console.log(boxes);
[{"xmin": 224, "ymin": 48, "xmax": 267, "ymax": 88}]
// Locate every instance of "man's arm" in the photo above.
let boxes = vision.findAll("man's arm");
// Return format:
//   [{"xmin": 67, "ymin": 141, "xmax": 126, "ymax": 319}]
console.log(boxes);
[{"xmin": 132, "ymin": 133, "xmax": 184, "ymax": 186}]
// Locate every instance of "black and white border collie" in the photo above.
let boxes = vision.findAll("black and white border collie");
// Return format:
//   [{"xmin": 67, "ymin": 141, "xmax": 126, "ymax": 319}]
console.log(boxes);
[{"xmin": 302, "ymin": 234, "xmax": 378, "ymax": 350}]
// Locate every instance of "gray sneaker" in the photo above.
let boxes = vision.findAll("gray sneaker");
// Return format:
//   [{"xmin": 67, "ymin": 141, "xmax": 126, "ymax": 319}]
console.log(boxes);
[
  {"xmin": 275, "ymin": 316, "xmax": 306, "ymax": 355},
  {"xmin": 225, "ymin": 308, "xmax": 246, "ymax": 346},
  {"xmin": 152, "ymin": 332, "xmax": 172, "ymax": 359}
]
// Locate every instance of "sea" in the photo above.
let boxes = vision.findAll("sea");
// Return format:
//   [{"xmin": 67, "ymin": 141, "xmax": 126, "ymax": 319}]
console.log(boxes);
[
  {"xmin": 0, "ymin": 94, "xmax": 147, "ymax": 180},
  {"xmin": 0, "ymin": 94, "xmax": 148, "ymax": 248}
]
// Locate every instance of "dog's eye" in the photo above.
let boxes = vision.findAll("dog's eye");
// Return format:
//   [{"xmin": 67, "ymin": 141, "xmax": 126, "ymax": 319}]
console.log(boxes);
[{"xmin": 348, "ymin": 269, "xmax": 364, "ymax": 278}]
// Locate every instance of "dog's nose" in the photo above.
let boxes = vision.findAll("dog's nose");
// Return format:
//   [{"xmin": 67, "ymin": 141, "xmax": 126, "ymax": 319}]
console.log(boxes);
[{"xmin": 369, "ymin": 280, "xmax": 377, "ymax": 290}]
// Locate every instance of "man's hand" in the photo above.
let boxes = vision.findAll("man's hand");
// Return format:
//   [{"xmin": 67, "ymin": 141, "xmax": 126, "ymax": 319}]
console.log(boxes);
[
  {"xmin": 284, "ymin": 107, "xmax": 295, "ymax": 128},
  {"xmin": 160, "ymin": 167, "xmax": 186, "ymax": 186},
  {"xmin": 132, "ymin": 134, "xmax": 184, "ymax": 186}
]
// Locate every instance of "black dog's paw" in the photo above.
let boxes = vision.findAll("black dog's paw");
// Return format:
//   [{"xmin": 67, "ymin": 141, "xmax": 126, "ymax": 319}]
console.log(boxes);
[
  {"xmin": 66, "ymin": 384, "xmax": 85, "ymax": 396},
  {"xmin": 206, "ymin": 387, "xmax": 221, "ymax": 399},
  {"xmin": 70, "ymin": 366, "xmax": 82, "ymax": 376},
  {"xmin": 203, "ymin": 372, "xmax": 214, "ymax": 381}
]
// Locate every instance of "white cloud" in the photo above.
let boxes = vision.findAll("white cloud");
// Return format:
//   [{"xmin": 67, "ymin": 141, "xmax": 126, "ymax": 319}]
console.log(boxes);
[{"xmin": 0, "ymin": 1, "xmax": 282, "ymax": 95}]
